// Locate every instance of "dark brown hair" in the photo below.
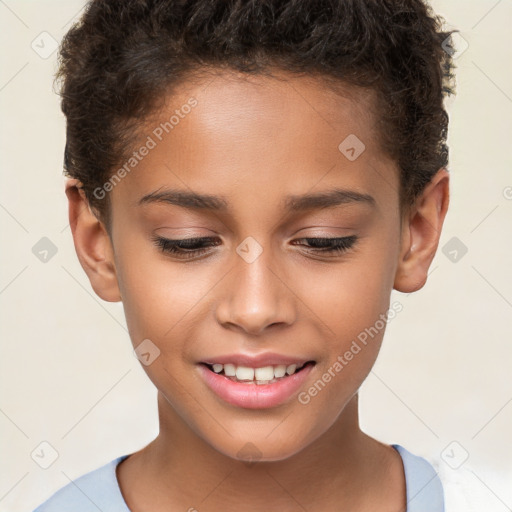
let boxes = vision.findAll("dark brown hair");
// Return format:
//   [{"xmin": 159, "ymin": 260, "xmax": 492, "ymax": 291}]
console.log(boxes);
[{"xmin": 55, "ymin": 0, "xmax": 456, "ymax": 232}]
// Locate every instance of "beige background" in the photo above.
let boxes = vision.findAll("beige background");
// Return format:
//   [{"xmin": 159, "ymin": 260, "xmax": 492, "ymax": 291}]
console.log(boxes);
[{"xmin": 1, "ymin": 1, "xmax": 511, "ymax": 510}]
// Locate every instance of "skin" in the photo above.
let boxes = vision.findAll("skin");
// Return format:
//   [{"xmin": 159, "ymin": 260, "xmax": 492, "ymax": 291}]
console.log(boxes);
[{"xmin": 66, "ymin": 68, "xmax": 449, "ymax": 511}]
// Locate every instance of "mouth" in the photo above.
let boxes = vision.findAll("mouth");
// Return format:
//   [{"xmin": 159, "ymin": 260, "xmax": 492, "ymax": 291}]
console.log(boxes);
[
  {"xmin": 200, "ymin": 360, "xmax": 316, "ymax": 385},
  {"xmin": 197, "ymin": 360, "xmax": 316, "ymax": 409}
]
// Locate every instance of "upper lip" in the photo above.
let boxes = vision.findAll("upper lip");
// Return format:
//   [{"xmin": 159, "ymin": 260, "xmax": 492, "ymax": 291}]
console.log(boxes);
[{"xmin": 201, "ymin": 352, "xmax": 315, "ymax": 368}]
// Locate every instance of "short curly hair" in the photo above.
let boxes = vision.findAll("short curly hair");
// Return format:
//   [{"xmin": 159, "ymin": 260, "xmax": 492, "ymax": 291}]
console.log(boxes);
[{"xmin": 55, "ymin": 0, "xmax": 456, "ymax": 232}]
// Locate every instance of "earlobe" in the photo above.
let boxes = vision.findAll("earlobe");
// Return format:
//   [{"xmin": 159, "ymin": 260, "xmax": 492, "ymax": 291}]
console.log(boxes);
[
  {"xmin": 65, "ymin": 178, "xmax": 122, "ymax": 302},
  {"xmin": 393, "ymin": 168, "xmax": 450, "ymax": 293}
]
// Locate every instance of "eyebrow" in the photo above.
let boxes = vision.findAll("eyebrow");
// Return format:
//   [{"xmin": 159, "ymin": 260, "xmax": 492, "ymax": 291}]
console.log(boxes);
[{"xmin": 137, "ymin": 187, "xmax": 376, "ymax": 212}]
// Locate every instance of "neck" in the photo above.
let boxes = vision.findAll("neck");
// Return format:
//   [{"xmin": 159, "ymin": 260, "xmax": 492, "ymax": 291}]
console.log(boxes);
[{"xmin": 133, "ymin": 392, "xmax": 384, "ymax": 511}]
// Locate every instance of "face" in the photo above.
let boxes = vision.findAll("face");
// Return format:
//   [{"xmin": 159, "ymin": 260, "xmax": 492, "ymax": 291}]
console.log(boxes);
[{"xmin": 74, "ymin": 69, "xmax": 445, "ymax": 463}]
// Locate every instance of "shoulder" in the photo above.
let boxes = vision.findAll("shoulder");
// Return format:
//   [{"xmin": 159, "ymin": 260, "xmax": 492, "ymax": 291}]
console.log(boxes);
[
  {"xmin": 394, "ymin": 444, "xmax": 502, "ymax": 512},
  {"xmin": 32, "ymin": 455, "xmax": 130, "ymax": 512},
  {"xmin": 392, "ymin": 444, "xmax": 444, "ymax": 512},
  {"xmin": 437, "ymin": 459, "xmax": 500, "ymax": 512}
]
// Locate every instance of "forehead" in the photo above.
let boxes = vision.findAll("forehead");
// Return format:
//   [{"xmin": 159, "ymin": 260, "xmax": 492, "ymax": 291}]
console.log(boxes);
[
  {"xmin": 112, "ymin": 68, "xmax": 398, "ymax": 215},
  {"xmin": 164, "ymin": 67, "xmax": 380, "ymax": 159}
]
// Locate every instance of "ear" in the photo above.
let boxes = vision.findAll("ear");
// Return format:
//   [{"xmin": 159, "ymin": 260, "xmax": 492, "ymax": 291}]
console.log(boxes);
[
  {"xmin": 394, "ymin": 168, "xmax": 450, "ymax": 293},
  {"xmin": 65, "ymin": 178, "xmax": 122, "ymax": 302}
]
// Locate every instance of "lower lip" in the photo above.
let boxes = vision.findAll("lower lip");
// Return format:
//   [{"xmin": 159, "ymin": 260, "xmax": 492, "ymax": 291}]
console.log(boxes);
[{"xmin": 197, "ymin": 363, "xmax": 315, "ymax": 409}]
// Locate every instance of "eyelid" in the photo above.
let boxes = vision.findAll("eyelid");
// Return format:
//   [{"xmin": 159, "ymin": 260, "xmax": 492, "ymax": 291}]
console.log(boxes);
[{"xmin": 150, "ymin": 233, "xmax": 358, "ymax": 260}]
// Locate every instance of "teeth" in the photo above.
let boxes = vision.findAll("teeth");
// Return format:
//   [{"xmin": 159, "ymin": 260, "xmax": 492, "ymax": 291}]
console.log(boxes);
[
  {"xmin": 207, "ymin": 362, "xmax": 307, "ymax": 383},
  {"xmin": 223, "ymin": 364, "xmax": 236, "ymax": 376},
  {"xmin": 254, "ymin": 366, "xmax": 274, "ymax": 380},
  {"xmin": 274, "ymin": 365, "xmax": 287, "ymax": 378},
  {"xmin": 236, "ymin": 366, "xmax": 254, "ymax": 381},
  {"xmin": 286, "ymin": 364, "xmax": 297, "ymax": 375}
]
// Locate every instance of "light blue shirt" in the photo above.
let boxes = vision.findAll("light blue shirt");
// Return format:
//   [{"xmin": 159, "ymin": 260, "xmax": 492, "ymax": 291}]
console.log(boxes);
[{"xmin": 32, "ymin": 444, "xmax": 444, "ymax": 511}]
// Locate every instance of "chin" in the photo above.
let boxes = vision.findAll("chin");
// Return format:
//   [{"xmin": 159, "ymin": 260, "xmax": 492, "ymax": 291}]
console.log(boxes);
[{"xmin": 211, "ymin": 433, "xmax": 311, "ymax": 465}]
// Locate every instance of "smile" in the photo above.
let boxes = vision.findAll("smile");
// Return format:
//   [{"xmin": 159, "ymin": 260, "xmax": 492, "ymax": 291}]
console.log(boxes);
[
  {"xmin": 205, "ymin": 361, "xmax": 311, "ymax": 384},
  {"xmin": 197, "ymin": 361, "xmax": 316, "ymax": 409}
]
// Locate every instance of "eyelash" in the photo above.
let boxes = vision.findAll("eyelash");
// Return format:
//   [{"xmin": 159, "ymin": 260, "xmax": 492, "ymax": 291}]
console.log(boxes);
[{"xmin": 150, "ymin": 235, "xmax": 358, "ymax": 260}]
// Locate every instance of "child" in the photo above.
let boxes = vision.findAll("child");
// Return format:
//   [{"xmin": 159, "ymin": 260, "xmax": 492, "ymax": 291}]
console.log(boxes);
[{"xmin": 34, "ymin": 0, "xmax": 455, "ymax": 510}]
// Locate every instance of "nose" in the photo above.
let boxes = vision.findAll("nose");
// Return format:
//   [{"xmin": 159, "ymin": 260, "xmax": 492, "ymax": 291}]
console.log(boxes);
[{"xmin": 215, "ymin": 244, "xmax": 296, "ymax": 336}]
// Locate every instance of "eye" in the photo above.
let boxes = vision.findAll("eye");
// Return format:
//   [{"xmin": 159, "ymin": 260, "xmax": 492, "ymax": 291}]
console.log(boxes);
[
  {"xmin": 291, "ymin": 235, "xmax": 358, "ymax": 255},
  {"xmin": 151, "ymin": 235, "xmax": 221, "ymax": 259},
  {"xmin": 151, "ymin": 234, "xmax": 358, "ymax": 260}
]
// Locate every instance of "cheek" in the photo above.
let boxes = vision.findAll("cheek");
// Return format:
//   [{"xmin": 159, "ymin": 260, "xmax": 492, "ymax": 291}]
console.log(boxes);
[
  {"xmin": 293, "ymin": 239, "xmax": 397, "ymax": 402},
  {"xmin": 297, "ymin": 248, "xmax": 396, "ymax": 342},
  {"xmin": 113, "ymin": 233, "xmax": 209, "ymax": 350},
  {"xmin": 295, "ymin": 276, "xmax": 390, "ymax": 429}
]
